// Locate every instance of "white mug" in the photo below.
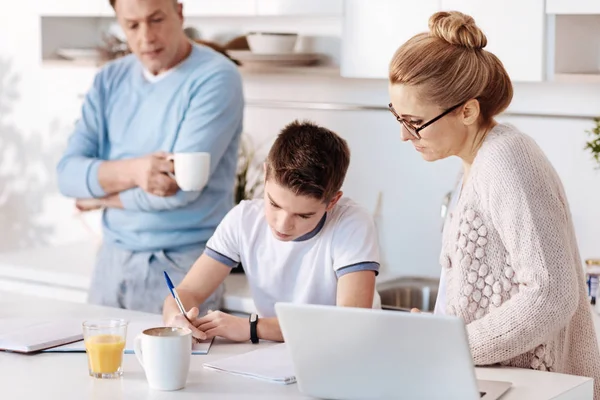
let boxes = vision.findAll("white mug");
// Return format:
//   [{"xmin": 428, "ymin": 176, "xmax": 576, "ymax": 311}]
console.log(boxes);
[
  {"xmin": 134, "ymin": 327, "xmax": 192, "ymax": 391},
  {"xmin": 167, "ymin": 152, "xmax": 211, "ymax": 191}
]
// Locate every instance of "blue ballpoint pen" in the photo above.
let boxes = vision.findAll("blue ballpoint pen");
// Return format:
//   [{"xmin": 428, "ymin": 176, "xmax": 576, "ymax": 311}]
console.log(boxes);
[{"xmin": 163, "ymin": 271, "xmax": 195, "ymax": 327}]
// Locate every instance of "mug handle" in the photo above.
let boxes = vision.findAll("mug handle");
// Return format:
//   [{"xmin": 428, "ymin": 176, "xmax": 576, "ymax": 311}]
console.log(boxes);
[
  {"xmin": 134, "ymin": 334, "xmax": 145, "ymax": 369},
  {"xmin": 166, "ymin": 155, "xmax": 176, "ymax": 180}
]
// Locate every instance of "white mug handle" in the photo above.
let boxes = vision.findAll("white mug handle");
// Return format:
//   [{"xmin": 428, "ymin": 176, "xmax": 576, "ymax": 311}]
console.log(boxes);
[
  {"xmin": 134, "ymin": 334, "xmax": 145, "ymax": 370},
  {"xmin": 166, "ymin": 154, "xmax": 176, "ymax": 179}
]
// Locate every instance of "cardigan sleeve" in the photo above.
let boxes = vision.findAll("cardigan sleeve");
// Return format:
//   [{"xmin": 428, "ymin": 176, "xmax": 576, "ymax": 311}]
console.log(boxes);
[{"xmin": 466, "ymin": 135, "xmax": 580, "ymax": 365}]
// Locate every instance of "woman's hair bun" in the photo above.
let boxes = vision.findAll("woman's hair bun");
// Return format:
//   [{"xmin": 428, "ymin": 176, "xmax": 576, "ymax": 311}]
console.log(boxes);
[{"xmin": 429, "ymin": 11, "xmax": 487, "ymax": 50}]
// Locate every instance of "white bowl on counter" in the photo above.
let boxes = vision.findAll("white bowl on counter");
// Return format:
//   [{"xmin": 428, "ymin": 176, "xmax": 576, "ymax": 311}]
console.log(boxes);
[{"xmin": 246, "ymin": 32, "xmax": 298, "ymax": 54}]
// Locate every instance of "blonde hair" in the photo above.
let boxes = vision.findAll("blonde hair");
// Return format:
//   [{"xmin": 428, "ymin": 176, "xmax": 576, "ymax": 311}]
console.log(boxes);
[{"xmin": 389, "ymin": 11, "xmax": 513, "ymax": 123}]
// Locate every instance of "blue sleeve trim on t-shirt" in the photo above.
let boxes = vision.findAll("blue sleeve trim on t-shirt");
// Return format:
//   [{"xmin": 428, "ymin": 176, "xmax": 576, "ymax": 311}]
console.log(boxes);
[
  {"xmin": 336, "ymin": 261, "xmax": 380, "ymax": 278},
  {"xmin": 204, "ymin": 247, "xmax": 239, "ymax": 268}
]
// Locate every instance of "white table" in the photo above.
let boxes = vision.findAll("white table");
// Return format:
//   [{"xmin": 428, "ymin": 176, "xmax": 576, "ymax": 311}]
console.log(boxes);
[{"xmin": 0, "ymin": 292, "xmax": 593, "ymax": 399}]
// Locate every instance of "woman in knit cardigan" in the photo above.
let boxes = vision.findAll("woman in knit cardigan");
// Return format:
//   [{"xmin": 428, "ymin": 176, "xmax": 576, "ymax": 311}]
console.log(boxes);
[{"xmin": 387, "ymin": 10, "xmax": 600, "ymax": 397}]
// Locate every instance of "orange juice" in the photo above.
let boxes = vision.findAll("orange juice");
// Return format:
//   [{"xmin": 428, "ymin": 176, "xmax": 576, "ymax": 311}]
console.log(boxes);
[{"xmin": 85, "ymin": 334, "xmax": 125, "ymax": 374}]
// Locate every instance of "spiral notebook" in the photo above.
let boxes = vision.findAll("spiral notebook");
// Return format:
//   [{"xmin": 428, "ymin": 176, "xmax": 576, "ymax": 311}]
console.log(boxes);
[
  {"xmin": 0, "ymin": 318, "xmax": 83, "ymax": 353},
  {"xmin": 203, "ymin": 343, "xmax": 296, "ymax": 384}
]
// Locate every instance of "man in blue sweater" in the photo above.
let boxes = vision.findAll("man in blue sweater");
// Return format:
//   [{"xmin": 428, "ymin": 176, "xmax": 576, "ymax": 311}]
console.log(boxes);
[{"xmin": 56, "ymin": 0, "xmax": 244, "ymax": 314}]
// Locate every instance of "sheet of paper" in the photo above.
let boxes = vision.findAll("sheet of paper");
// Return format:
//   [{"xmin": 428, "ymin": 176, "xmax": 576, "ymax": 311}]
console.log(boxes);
[
  {"xmin": 44, "ymin": 317, "xmax": 213, "ymax": 355},
  {"xmin": 204, "ymin": 343, "xmax": 296, "ymax": 384}
]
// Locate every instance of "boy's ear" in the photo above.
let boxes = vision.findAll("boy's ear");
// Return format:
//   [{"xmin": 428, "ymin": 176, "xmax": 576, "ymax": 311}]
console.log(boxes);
[{"xmin": 325, "ymin": 191, "xmax": 343, "ymax": 211}]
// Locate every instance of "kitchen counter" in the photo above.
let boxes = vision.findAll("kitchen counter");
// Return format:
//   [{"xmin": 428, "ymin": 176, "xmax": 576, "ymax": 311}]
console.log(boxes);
[
  {"xmin": 2, "ymin": 241, "xmax": 600, "ymax": 349},
  {"xmin": 0, "ymin": 241, "xmax": 396, "ymax": 315},
  {"xmin": 0, "ymin": 292, "xmax": 594, "ymax": 399},
  {"xmin": 0, "ymin": 241, "xmax": 256, "ymax": 314}
]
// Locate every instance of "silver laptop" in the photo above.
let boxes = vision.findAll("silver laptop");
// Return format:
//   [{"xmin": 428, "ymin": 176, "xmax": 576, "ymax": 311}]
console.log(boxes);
[{"xmin": 275, "ymin": 302, "xmax": 511, "ymax": 400}]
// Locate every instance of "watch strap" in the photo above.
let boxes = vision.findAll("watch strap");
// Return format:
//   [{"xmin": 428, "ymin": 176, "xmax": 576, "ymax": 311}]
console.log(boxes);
[{"xmin": 249, "ymin": 313, "xmax": 259, "ymax": 344}]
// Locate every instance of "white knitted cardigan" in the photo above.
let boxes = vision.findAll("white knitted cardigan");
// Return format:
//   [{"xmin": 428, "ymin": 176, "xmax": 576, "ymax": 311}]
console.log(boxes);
[{"xmin": 439, "ymin": 123, "xmax": 600, "ymax": 397}]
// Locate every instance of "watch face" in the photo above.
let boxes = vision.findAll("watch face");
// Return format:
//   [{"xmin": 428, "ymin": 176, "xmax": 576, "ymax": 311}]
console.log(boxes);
[{"xmin": 250, "ymin": 314, "xmax": 258, "ymax": 323}]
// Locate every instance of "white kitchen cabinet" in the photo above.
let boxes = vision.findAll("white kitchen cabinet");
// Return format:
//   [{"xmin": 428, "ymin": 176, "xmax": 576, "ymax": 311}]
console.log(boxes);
[
  {"xmin": 181, "ymin": 0, "xmax": 257, "ymax": 16},
  {"xmin": 550, "ymin": 14, "xmax": 600, "ymax": 82},
  {"xmin": 440, "ymin": 0, "xmax": 546, "ymax": 82},
  {"xmin": 546, "ymin": 0, "xmax": 600, "ymax": 14},
  {"xmin": 98, "ymin": 1, "xmax": 116, "ymax": 17},
  {"xmin": 37, "ymin": 0, "xmax": 105, "ymax": 16},
  {"xmin": 546, "ymin": 0, "xmax": 600, "ymax": 82},
  {"xmin": 256, "ymin": 0, "xmax": 343, "ymax": 16},
  {"xmin": 341, "ymin": 0, "xmax": 441, "ymax": 79},
  {"xmin": 39, "ymin": 0, "xmax": 258, "ymax": 17},
  {"xmin": 40, "ymin": 0, "xmax": 342, "ymax": 18}
]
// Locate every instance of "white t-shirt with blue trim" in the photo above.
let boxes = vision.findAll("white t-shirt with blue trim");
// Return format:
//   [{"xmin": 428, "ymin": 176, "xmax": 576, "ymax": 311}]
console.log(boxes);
[{"xmin": 205, "ymin": 197, "xmax": 381, "ymax": 317}]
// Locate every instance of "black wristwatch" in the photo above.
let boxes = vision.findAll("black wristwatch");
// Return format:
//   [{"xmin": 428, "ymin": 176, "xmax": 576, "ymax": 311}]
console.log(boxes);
[{"xmin": 249, "ymin": 313, "xmax": 259, "ymax": 344}]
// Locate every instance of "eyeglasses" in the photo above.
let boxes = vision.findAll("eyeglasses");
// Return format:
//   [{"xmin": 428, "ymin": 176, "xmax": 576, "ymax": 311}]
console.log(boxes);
[{"xmin": 388, "ymin": 102, "xmax": 464, "ymax": 140}]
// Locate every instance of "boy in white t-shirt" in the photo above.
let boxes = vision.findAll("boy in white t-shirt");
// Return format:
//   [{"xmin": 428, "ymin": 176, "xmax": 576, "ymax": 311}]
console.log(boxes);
[{"xmin": 163, "ymin": 120, "xmax": 380, "ymax": 343}]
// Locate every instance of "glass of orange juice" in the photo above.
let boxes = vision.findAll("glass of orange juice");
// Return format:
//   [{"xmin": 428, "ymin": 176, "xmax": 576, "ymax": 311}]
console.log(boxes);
[{"xmin": 82, "ymin": 319, "xmax": 128, "ymax": 379}]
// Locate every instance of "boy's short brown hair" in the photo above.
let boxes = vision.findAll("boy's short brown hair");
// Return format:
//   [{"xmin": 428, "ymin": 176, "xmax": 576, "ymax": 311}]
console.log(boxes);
[{"xmin": 265, "ymin": 120, "xmax": 350, "ymax": 202}]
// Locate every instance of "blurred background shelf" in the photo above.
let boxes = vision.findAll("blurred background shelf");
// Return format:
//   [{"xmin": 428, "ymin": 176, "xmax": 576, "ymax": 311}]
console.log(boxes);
[{"xmin": 553, "ymin": 73, "xmax": 600, "ymax": 84}]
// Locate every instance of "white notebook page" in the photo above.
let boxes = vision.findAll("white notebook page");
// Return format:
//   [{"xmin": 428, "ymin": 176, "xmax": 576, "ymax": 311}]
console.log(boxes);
[{"xmin": 204, "ymin": 343, "xmax": 296, "ymax": 384}]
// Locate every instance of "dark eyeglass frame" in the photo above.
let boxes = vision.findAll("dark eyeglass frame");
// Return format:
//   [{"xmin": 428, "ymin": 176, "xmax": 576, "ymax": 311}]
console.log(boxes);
[{"xmin": 388, "ymin": 102, "xmax": 464, "ymax": 140}]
